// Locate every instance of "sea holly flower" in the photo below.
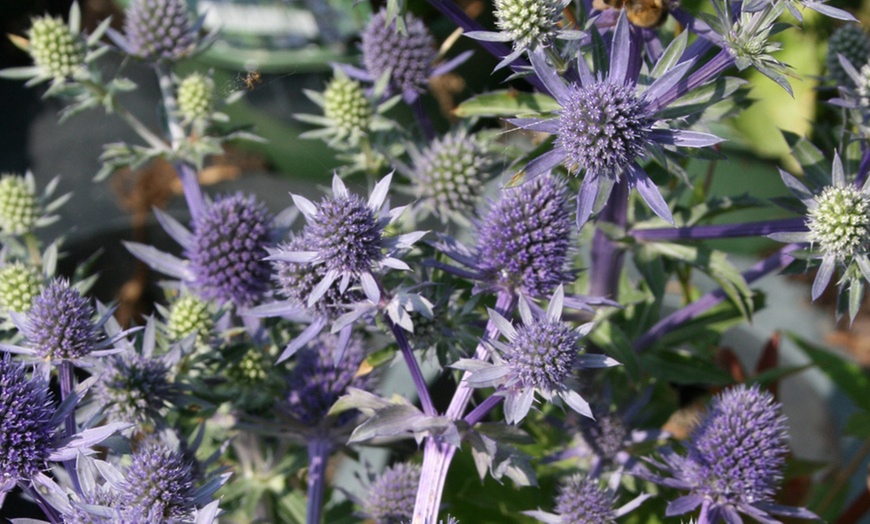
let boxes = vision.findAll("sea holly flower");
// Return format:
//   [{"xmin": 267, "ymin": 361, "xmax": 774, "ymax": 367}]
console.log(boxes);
[
  {"xmin": 454, "ymin": 287, "xmax": 620, "ymax": 424},
  {"xmin": 512, "ymin": 13, "xmax": 723, "ymax": 226},
  {"xmin": 363, "ymin": 462, "xmax": 421, "ymax": 524},
  {"xmin": 741, "ymin": 0, "xmax": 854, "ymax": 22},
  {"xmin": 642, "ymin": 385, "xmax": 818, "ymax": 523},
  {"xmin": 0, "ymin": 172, "xmax": 69, "ymax": 236},
  {"xmin": 161, "ymin": 292, "xmax": 217, "ymax": 347},
  {"xmin": 111, "ymin": 0, "xmax": 204, "ymax": 64},
  {"xmin": 126, "ymin": 192, "xmax": 277, "ymax": 309},
  {"xmin": 524, "ymin": 474, "xmax": 649, "ymax": 523},
  {"xmin": 770, "ymin": 151, "xmax": 870, "ymax": 320},
  {"xmin": 348, "ymin": 8, "xmax": 471, "ymax": 104},
  {"xmin": 177, "ymin": 72, "xmax": 216, "ymax": 125},
  {"xmin": 826, "ymin": 25, "xmax": 870, "ymax": 88},
  {"xmin": 0, "ymin": 354, "xmax": 128, "ymax": 507},
  {"xmin": 0, "ymin": 262, "xmax": 42, "ymax": 314},
  {"xmin": 465, "ymin": 0, "xmax": 583, "ymax": 70}
]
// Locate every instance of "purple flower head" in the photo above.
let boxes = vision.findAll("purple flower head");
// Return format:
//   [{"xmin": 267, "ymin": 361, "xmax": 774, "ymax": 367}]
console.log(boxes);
[
  {"xmin": 362, "ymin": 9, "xmax": 436, "ymax": 99},
  {"xmin": 285, "ymin": 333, "xmax": 373, "ymax": 427},
  {"xmin": 121, "ymin": 440, "xmax": 198, "ymax": 519},
  {"xmin": 364, "ymin": 462, "xmax": 421, "ymax": 524},
  {"xmin": 578, "ymin": 409, "xmax": 629, "ymax": 464},
  {"xmin": 271, "ymin": 174, "xmax": 424, "ymax": 307},
  {"xmin": 22, "ymin": 278, "xmax": 97, "ymax": 361},
  {"xmin": 95, "ymin": 352, "xmax": 173, "ymax": 426},
  {"xmin": 457, "ymin": 287, "xmax": 619, "ymax": 424},
  {"xmin": 187, "ymin": 192, "xmax": 273, "ymax": 307},
  {"xmin": 512, "ymin": 13, "xmax": 723, "ymax": 226},
  {"xmin": 554, "ymin": 475, "xmax": 617, "ymax": 523},
  {"xmin": 646, "ymin": 385, "xmax": 818, "ymax": 523},
  {"xmin": 122, "ymin": 0, "xmax": 197, "ymax": 63}
]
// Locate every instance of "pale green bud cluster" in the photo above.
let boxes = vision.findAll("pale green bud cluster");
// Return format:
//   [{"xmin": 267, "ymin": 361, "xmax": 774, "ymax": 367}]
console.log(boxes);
[
  {"xmin": 0, "ymin": 263, "xmax": 42, "ymax": 313},
  {"xmin": 417, "ymin": 132, "xmax": 491, "ymax": 218},
  {"xmin": 228, "ymin": 347, "xmax": 269, "ymax": 382},
  {"xmin": 167, "ymin": 295, "xmax": 213, "ymax": 344},
  {"xmin": 808, "ymin": 185, "xmax": 870, "ymax": 258},
  {"xmin": 27, "ymin": 16, "xmax": 85, "ymax": 79},
  {"xmin": 0, "ymin": 175, "xmax": 39, "ymax": 235},
  {"xmin": 494, "ymin": 0, "xmax": 562, "ymax": 50},
  {"xmin": 177, "ymin": 73, "xmax": 215, "ymax": 123},
  {"xmin": 323, "ymin": 75, "xmax": 372, "ymax": 137}
]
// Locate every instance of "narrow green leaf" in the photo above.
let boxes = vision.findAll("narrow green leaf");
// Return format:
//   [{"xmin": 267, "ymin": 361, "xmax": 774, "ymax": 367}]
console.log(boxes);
[
  {"xmin": 788, "ymin": 332, "xmax": 870, "ymax": 413},
  {"xmin": 453, "ymin": 91, "xmax": 560, "ymax": 118}
]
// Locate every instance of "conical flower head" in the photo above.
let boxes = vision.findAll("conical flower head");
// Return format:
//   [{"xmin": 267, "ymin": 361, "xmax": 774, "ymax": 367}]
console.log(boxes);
[
  {"xmin": 827, "ymin": 25, "xmax": 870, "ymax": 87},
  {"xmin": 323, "ymin": 73, "xmax": 373, "ymax": 137},
  {"xmin": 123, "ymin": 0, "xmax": 197, "ymax": 63},
  {"xmin": 495, "ymin": 0, "xmax": 563, "ymax": 51},
  {"xmin": 558, "ymin": 80, "xmax": 651, "ymax": 178},
  {"xmin": 166, "ymin": 294, "xmax": 214, "ymax": 345},
  {"xmin": 807, "ymin": 185, "xmax": 870, "ymax": 258},
  {"xmin": 506, "ymin": 317, "xmax": 581, "ymax": 391},
  {"xmin": 0, "ymin": 263, "xmax": 42, "ymax": 313},
  {"xmin": 96, "ymin": 353, "xmax": 172, "ymax": 426},
  {"xmin": 187, "ymin": 193, "xmax": 273, "ymax": 306},
  {"xmin": 477, "ymin": 175, "xmax": 573, "ymax": 298},
  {"xmin": 121, "ymin": 441, "xmax": 198, "ymax": 519},
  {"xmin": 364, "ymin": 462, "xmax": 421, "ymax": 524},
  {"xmin": 415, "ymin": 130, "xmax": 492, "ymax": 220},
  {"xmin": 285, "ymin": 333, "xmax": 372, "ymax": 425},
  {"xmin": 307, "ymin": 192, "xmax": 384, "ymax": 276},
  {"xmin": 684, "ymin": 385, "xmax": 788, "ymax": 513},
  {"xmin": 23, "ymin": 279, "xmax": 97, "ymax": 361},
  {"xmin": 177, "ymin": 72, "xmax": 215, "ymax": 123},
  {"xmin": 361, "ymin": 9, "xmax": 436, "ymax": 96},
  {"xmin": 0, "ymin": 174, "xmax": 40, "ymax": 235},
  {"xmin": 0, "ymin": 355, "xmax": 56, "ymax": 483},
  {"xmin": 26, "ymin": 15, "xmax": 85, "ymax": 79},
  {"xmin": 554, "ymin": 475, "xmax": 617, "ymax": 524}
]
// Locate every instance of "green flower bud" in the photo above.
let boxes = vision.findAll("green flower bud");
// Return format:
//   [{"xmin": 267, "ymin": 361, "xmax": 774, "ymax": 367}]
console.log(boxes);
[
  {"xmin": 0, "ymin": 263, "xmax": 42, "ymax": 313},
  {"xmin": 807, "ymin": 185, "xmax": 870, "ymax": 259},
  {"xmin": 27, "ymin": 15, "xmax": 85, "ymax": 79},
  {"xmin": 177, "ymin": 73, "xmax": 215, "ymax": 123},
  {"xmin": 167, "ymin": 295, "xmax": 214, "ymax": 345},
  {"xmin": 324, "ymin": 74, "xmax": 372, "ymax": 138},
  {"xmin": 0, "ymin": 175, "xmax": 40, "ymax": 235}
]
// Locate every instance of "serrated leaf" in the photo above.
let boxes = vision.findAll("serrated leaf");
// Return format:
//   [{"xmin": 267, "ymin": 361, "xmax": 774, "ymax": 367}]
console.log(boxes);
[{"xmin": 453, "ymin": 91, "xmax": 560, "ymax": 118}]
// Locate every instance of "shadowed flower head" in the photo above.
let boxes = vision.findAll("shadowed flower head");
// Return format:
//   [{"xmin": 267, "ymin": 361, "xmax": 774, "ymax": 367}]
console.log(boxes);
[
  {"xmin": 827, "ymin": 25, "xmax": 870, "ymax": 87},
  {"xmin": 95, "ymin": 352, "xmax": 173, "ymax": 427},
  {"xmin": 362, "ymin": 9, "xmax": 436, "ymax": 99},
  {"xmin": 284, "ymin": 333, "xmax": 373, "ymax": 426},
  {"xmin": 476, "ymin": 175, "xmax": 573, "ymax": 298},
  {"xmin": 364, "ymin": 462, "xmax": 421, "ymax": 524},
  {"xmin": 456, "ymin": 287, "xmax": 619, "ymax": 424},
  {"xmin": 121, "ymin": 440, "xmax": 198, "ymax": 519},
  {"xmin": 122, "ymin": 0, "xmax": 197, "ymax": 63},
  {"xmin": 644, "ymin": 384, "xmax": 817, "ymax": 523},
  {"xmin": 21, "ymin": 278, "xmax": 98, "ymax": 361},
  {"xmin": 186, "ymin": 192, "xmax": 274, "ymax": 306}
]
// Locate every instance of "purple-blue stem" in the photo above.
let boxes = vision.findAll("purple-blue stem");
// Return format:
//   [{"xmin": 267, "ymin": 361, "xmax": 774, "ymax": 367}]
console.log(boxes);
[
  {"xmin": 464, "ymin": 394, "xmax": 504, "ymax": 426},
  {"xmin": 411, "ymin": 97, "xmax": 436, "ymax": 141},
  {"xmin": 387, "ymin": 317, "xmax": 437, "ymax": 417},
  {"xmin": 155, "ymin": 63, "xmax": 205, "ymax": 220},
  {"xmin": 422, "ymin": 0, "xmax": 546, "ymax": 92},
  {"xmin": 856, "ymin": 145, "xmax": 870, "ymax": 187},
  {"xmin": 59, "ymin": 361, "xmax": 82, "ymax": 496},
  {"xmin": 589, "ymin": 179, "xmax": 629, "ymax": 298},
  {"xmin": 305, "ymin": 437, "xmax": 332, "ymax": 524},
  {"xmin": 412, "ymin": 291, "xmax": 515, "ymax": 523},
  {"xmin": 632, "ymin": 244, "xmax": 800, "ymax": 352},
  {"xmin": 630, "ymin": 217, "xmax": 807, "ymax": 241}
]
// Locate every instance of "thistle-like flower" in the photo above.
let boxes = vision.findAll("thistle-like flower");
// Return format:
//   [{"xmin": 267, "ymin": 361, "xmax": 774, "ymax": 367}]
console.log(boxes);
[
  {"xmin": 525, "ymin": 473, "xmax": 649, "ymax": 523},
  {"xmin": 177, "ymin": 72, "xmax": 215, "ymax": 124},
  {"xmin": 95, "ymin": 351, "xmax": 174, "ymax": 427},
  {"xmin": 26, "ymin": 14, "xmax": 86, "ymax": 80},
  {"xmin": 826, "ymin": 26, "xmax": 870, "ymax": 88},
  {"xmin": 0, "ymin": 262, "xmax": 42, "ymax": 313},
  {"xmin": 18, "ymin": 279, "xmax": 98, "ymax": 361},
  {"xmin": 162, "ymin": 293, "xmax": 216, "ymax": 347},
  {"xmin": 363, "ymin": 462, "xmax": 421, "ymax": 524},
  {"xmin": 119, "ymin": 0, "xmax": 199, "ymax": 63},
  {"xmin": 511, "ymin": 15, "xmax": 723, "ymax": 226},
  {"xmin": 455, "ymin": 287, "xmax": 619, "ymax": 424},
  {"xmin": 121, "ymin": 440, "xmax": 199, "ymax": 519},
  {"xmin": 770, "ymin": 151, "xmax": 870, "ymax": 320},
  {"xmin": 643, "ymin": 385, "xmax": 818, "ymax": 523},
  {"xmin": 466, "ymin": 0, "xmax": 581, "ymax": 70},
  {"xmin": 0, "ymin": 172, "xmax": 68, "ymax": 235}
]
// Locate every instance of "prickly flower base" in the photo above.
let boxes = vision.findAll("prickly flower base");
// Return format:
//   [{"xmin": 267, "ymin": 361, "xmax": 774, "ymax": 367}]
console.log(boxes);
[{"xmin": 807, "ymin": 185, "xmax": 870, "ymax": 258}]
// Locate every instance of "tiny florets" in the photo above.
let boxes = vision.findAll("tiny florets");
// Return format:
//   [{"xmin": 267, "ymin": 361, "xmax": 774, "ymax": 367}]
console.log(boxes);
[
  {"xmin": 187, "ymin": 193, "xmax": 273, "ymax": 306},
  {"xmin": 494, "ymin": 0, "xmax": 563, "ymax": 50},
  {"xmin": 806, "ymin": 185, "xmax": 870, "ymax": 259},
  {"xmin": 477, "ymin": 175, "xmax": 573, "ymax": 297},
  {"xmin": 365, "ymin": 462, "xmax": 421, "ymax": 524},
  {"xmin": 0, "ymin": 355, "xmax": 56, "ymax": 483},
  {"xmin": 96, "ymin": 353, "xmax": 172, "ymax": 426},
  {"xmin": 307, "ymin": 193, "xmax": 384, "ymax": 275},
  {"xmin": 177, "ymin": 73, "xmax": 215, "ymax": 123},
  {"xmin": 285, "ymin": 334, "xmax": 371, "ymax": 425},
  {"xmin": 827, "ymin": 25, "xmax": 870, "ymax": 87},
  {"xmin": 415, "ymin": 131, "xmax": 492, "ymax": 219},
  {"xmin": 123, "ymin": 0, "xmax": 197, "ymax": 63},
  {"xmin": 579, "ymin": 410, "xmax": 628, "ymax": 462},
  {"xmin": 24, "ymin": 279, "xmax": 97, "ymax": 361},
  {"xmin": 121, "ymin": 442, "xmax": 198, "ymax": 519},
  {"xmin": 323, "ymin": 74, "xmax": 373, "ymax": 137},
  {"xmin": 0, "ymin": 174, "xmax": 40, "ymax": 235},
  {"xmin": 554, "ymin": 475, "xmax": 617, "ymax": 524},
  {"xmin": 558, "ymin": 81, "xmax": 651, "ymax": 177},
  {"xmin": 166, "ymin": 294, "xmax": 214, "ymax": 345},
  {"xmin": 506, "ymin": 318, "xmax": 581, "ymax": 391},
  {"xmin": 361, "ymin": 9, "xmax": 436, "ymax": 96},
  {"xmin": 0, "ymin": 263, "xmax": 42, "ymax": 313},
  {"xmin": 857, "ymin": 63, "xmax": 870, "ymax": 107},
  {"xmin": 26, "ymin": 15, "xmax": 85, "ymax": 79}
]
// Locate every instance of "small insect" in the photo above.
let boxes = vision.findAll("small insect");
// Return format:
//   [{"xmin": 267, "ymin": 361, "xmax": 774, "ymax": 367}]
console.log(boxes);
[
  {"xmin": 241, "ymin": 70, "xmax": 262, "ymax": 90},
  {"xmin": 593, "ymin": 0, "xmax": 670, "ymax": 28}
]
